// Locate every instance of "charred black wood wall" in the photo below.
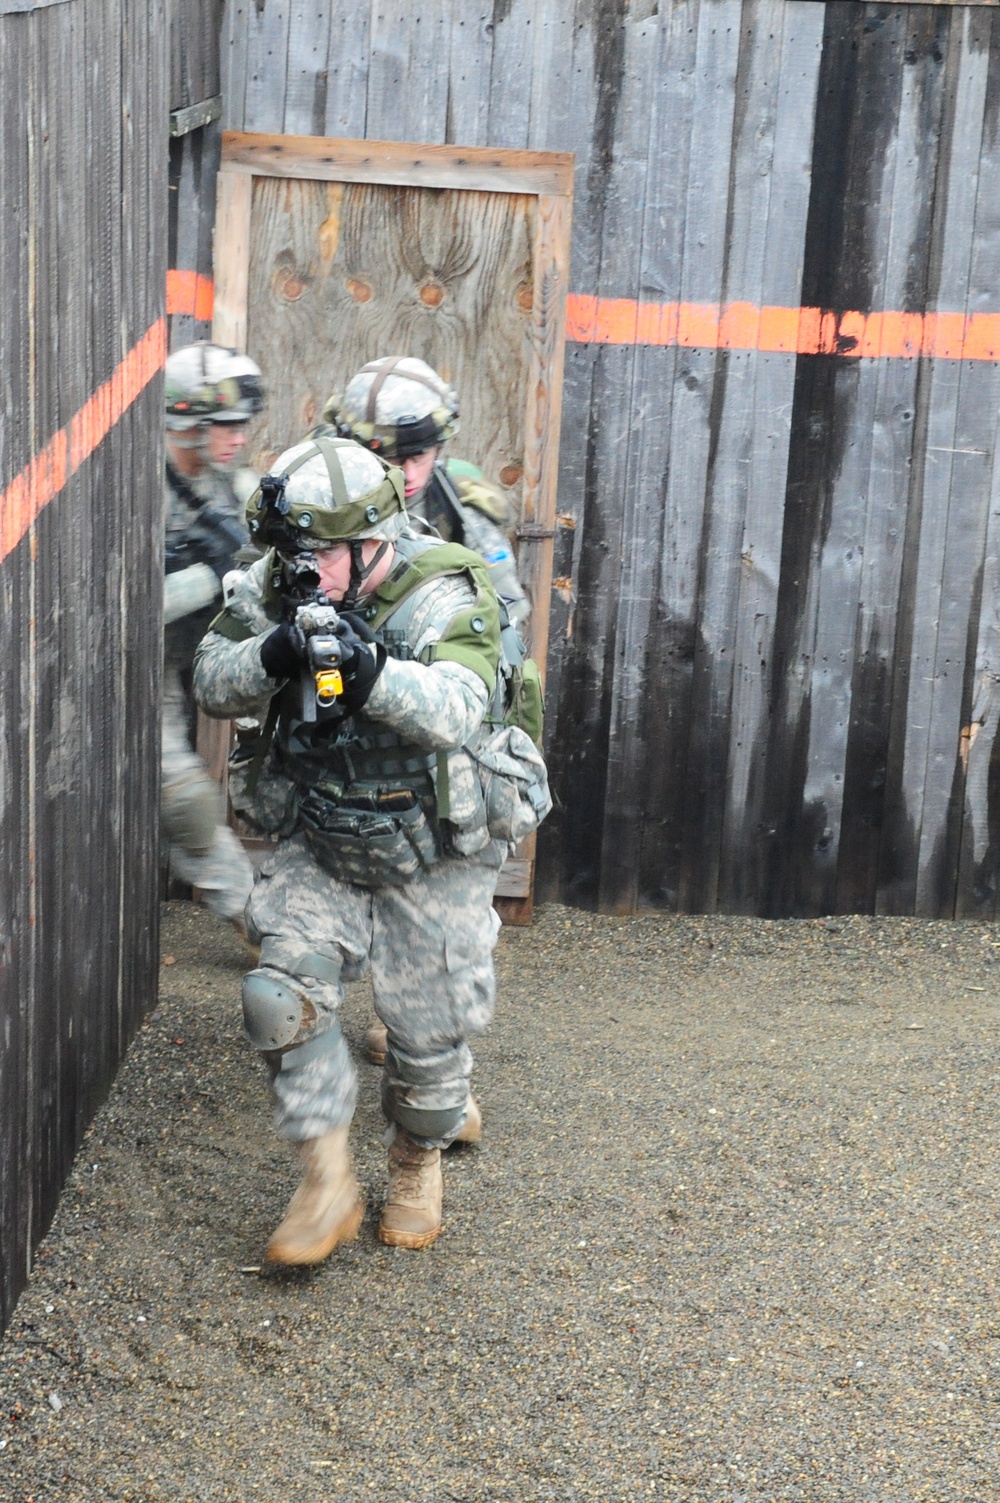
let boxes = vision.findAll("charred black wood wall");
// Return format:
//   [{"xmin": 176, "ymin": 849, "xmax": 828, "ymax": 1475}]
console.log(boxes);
[
  {"xmin": 213, "ymin": 0, "xmax": 1000, "ymax": 918},
  {"xmin": 0, "ymin": 0, "xmax": 167, "ymax": 1332}
]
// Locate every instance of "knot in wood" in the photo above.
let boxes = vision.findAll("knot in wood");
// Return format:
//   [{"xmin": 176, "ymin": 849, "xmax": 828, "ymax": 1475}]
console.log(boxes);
[{"xmin": 419, "ymin": 280, "xmax": 446, "ymax": 308}]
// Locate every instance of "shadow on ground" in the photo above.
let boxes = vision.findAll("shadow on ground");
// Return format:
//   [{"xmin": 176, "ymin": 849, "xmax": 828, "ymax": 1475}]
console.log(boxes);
[{"xmin": 2, "ymin": 900, "xmax": 999, "ymax": 1500}]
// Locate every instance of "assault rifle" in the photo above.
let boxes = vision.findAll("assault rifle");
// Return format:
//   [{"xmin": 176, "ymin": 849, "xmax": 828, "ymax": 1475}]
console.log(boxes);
[{"xmin": 257, "ymin": 474, "xmax": 346, "ymax": 724}]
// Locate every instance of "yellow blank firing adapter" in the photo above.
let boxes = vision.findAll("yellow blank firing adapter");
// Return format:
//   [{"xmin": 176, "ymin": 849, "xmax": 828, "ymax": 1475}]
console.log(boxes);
[{"xmin": 315, "ymin": 668, "xmax": 344, "ymax": 706}]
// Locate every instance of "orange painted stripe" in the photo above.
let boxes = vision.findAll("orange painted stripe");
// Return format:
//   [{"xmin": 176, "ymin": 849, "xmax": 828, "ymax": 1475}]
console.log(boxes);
[
  {"xmin": 565, "ymin": 294, "xmax": 1000, "ymax": 361},
  {"xmin": 0, "ymin": 318, "xmax": 167, "ymax": 566},
  {"xmin": 166, "ymin": 268, "xmax": 214, "ymax": 321}
]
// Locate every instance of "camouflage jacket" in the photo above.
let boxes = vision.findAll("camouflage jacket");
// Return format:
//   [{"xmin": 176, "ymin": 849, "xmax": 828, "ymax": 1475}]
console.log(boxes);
[{"xmin": 191, "ymin": 532, "xmax": 503, "ymax": 844}]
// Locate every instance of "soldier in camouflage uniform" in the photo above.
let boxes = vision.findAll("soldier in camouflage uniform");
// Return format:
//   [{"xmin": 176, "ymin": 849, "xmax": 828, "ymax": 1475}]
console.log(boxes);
[
  {"xmin": 321, "ymin": 355, "xmax": 529, "ymax": 629},
  {"xmin": 322, "ymin": 355, "xmax": 530, "ymax": 1063},
  {"xmin": 162, "ymin": 343, "xmax": 266, "ymax": 925},
  {"xmin": 192, "ymin": 435, "xmax": 514, "ymax": 1261}
]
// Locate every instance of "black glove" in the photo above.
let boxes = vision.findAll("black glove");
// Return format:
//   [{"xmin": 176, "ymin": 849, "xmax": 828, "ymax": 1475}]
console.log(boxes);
[
  {"xmin": 335, "ymin": 611, "xmax": 387, "ymax": 714},
  {"xmin": 259, "ymin": 621, "xmax": 307, "ymax": 679}
]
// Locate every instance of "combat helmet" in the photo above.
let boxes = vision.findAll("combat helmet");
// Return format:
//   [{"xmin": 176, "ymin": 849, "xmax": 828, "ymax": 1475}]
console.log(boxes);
[
  {"xmin": 247, "ymin": 435, "xmax": 407, "ymax": 606},
  {"xmin": 165, "ymin": 342, "xmax": 266, "ymax": 430},
  {"xmin": 324, "ymin": 356, "xmax": 459, "ymax": 459}
]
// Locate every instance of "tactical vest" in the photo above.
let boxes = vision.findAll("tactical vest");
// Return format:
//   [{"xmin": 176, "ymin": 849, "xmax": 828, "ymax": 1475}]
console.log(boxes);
[
  {"xmin": 266, "ymin": 533, "xmax": 496, "ymax": 788},
  {"xmin": 215, "ymin": 534, "xmax": 503, "ymax": 860}
]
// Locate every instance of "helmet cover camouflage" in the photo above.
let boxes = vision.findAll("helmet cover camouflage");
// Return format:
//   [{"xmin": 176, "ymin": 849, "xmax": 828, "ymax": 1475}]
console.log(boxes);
[
  {"xmin": 323, "ymin": 355, "xmax": 459, "ymax": 458},
  {"xmin": 165, "ymin": 343, "xmax": 266, "ymax": 429},
  {"xmin": 245, "ymin": 435, "xmax": 407, "ymax": 553}
]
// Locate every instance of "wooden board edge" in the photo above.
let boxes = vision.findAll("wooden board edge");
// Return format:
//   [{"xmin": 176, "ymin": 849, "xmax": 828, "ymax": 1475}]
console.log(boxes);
[
  {"xmin": 221, "ymin": 130, "xmax": 575, "ymax": 198},
  {"xmin": 520, "ymin": 192, "xmax": 573, "ymax": 676},
  {"xmin": 212, "ymin": 168, "xmax": 252, "ymax": 349}
]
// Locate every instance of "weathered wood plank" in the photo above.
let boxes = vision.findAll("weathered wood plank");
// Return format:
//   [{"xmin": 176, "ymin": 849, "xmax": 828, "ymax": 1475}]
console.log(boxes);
[
  {"xmin": 957, "ymin": 11, "xmax": 1000, "ymax": 916},
  {"xmin": 792, "ymin": 6, "xmax": 924, "ymax": 917},
  {"xmin": 365, "ymin": 0, "xmax": 451, "ymax": 143},
  {"xmin": 556, "ymin": 3, "xmax": 651, "ymax": 907},
  {"xmin": 221, "ymin": 131, "xmax": 575, "ymax": 196},
  {"xmin": 444, "ymin": 6, "xmax": 494, "ymax": 146},
  {"xmin": 282, "ymin": 2, "xmax": 333, "ymax": 135},
  {"xmin": 485, "ymin": 0, "xmax": 537, "ymax": 150},
  {"xmin": 168, "ymin": 124, "xmax": 223, "ymax": 346},
  {"xmin": 243, "ymin": 1, "xmax": 292, "ymax": 135},
  {"xmin": 520, "ymin": 191, "xmax": 572, "ymax": 672},
  {"xmin": 889, "ymin": 7, "xmax": 991, "ymax": 916},
  {"xmin": 170, "ymin": 0, "xmax": 220, "ymax": 112},
  {"xmin": 838, "ymin": 5, "xmax": 954, "ymax": 914},
  {"xmin": 670, "ymin": 0, "xmax": 821, "ymax": 914},
  {"xmin": 220, "ymin": 0, "xmax": 250, "ymax": 129},
  {"xmin": 717, "ymin": 1, "xmax": 825, "ymax": 913},
  {"xmin": 658, "ymin": 0, "xmax": 744, "ymax": 914},
  {"xmin": 321, "ymin": 5, "xmax": 372, "ymax": 138},
  {"xmin": 212, "ymin": 167, "xmax": 253, "ymax": 349},
  {"xmin": 919, "ymin": 10, "xmax": 1000, "ymax": 919},
  {"xmin": 594, "ymin": 1, "xmax": 697, "ymax": 913}
]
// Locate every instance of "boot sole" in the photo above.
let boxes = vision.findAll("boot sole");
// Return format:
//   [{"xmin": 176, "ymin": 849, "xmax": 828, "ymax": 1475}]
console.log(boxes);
[
  {"xmin": 377, "ymin": 1220, "xmax": 442, "ymax": 1250},
  {"xmin": 368, "ymin": 1047, "xmax": 387, "ymax": 1067},
  {"xmin": 266, "ymin": 1198, "xmax": 364, "ymax": 1266}
]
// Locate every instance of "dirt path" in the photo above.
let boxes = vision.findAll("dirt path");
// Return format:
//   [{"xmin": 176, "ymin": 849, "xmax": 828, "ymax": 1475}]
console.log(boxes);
[{"xmin": 1, "ymin": 900, "xmax": 998, "ymax": 1500}]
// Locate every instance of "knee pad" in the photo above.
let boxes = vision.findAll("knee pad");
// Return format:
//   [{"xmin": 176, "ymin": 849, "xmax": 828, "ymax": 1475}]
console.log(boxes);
[
  {"xmin": 382, "ymin": 1084, "xmax": 466, "ymax": 1144},
  {"xmin": 242, "ymin": 971, "xmax": 307, "ymax": 1050},
  {"xmin": 162, "ymin": 772, "xmax": 223, "ymax": 855}
]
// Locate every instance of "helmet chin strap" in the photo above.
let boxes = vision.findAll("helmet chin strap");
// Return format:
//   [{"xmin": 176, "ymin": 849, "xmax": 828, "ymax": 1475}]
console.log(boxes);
[{"xmin": 338, "ymin": 539, "xmax": 389, "ymax": 609}]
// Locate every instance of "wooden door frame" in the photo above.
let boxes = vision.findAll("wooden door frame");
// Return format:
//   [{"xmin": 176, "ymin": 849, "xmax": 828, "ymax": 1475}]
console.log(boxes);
[
  {"xmin": 208, "ymin": 132, "xmax": 574, "ymax": 920},
  {"xmin": 212, "ymin": 130, "xmax": 574, "ymax": 677}
]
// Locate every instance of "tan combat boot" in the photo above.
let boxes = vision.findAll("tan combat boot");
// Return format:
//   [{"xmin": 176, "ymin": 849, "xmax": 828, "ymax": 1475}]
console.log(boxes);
[
  {"xmin": 365, "ymin": 1016, "xmax": 388, "ymax": 1066},
  {"xmin": 266, "ymin": 1126, "xmax": 364, "ymax": 1266},
  {"xmin": 378, "ymin": 1134, "xmax": 443, "ymax": 1249},
  {"xmin": 453, "ymin": 1096, "xmax": 481, "ymax": 1145}
]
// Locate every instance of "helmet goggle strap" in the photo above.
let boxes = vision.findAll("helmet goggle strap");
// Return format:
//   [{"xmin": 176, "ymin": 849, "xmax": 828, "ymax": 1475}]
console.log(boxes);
[{"xmin": 359, "ymin": 356, "xmax": 452, "ymax": 422}]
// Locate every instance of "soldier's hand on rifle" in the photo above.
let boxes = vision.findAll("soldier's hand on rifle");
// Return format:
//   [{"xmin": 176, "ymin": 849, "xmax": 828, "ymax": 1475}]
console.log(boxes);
[
  {"xmin": 259, "ymin": 620, "xmax": 308, "ymax": 680},
  {"xmin": 335, "ymin": 612, "xmax": 387, "ymax": 713}
]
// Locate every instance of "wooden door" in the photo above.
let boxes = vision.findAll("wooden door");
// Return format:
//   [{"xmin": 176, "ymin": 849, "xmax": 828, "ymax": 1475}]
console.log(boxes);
[{"xmin": 211, "ymin": 133, "xmax": 573, "ymax": 917}]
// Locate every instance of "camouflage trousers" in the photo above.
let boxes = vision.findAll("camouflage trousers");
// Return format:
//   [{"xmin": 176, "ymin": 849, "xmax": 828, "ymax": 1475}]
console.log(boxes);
[
  {"xmin": 161, "ymin": 668, "xmax": 254, "ymax": 923},
  {"xmin": 245, "ymin": 835, "xmax": 500, "ymax": 1148}
]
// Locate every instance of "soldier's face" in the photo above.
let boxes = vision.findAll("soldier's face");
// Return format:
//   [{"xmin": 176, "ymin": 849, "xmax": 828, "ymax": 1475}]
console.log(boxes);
[
  {"xmin": 206, "ymin": 421, "xmax": 249, "ymax": 469},
  {"xmin": 315, "ymin": 539, "xmax": 394, "ymax": 602},
  {"xmin": 400, "ymin": 447, "xmax": 438, "ymax": 499}
]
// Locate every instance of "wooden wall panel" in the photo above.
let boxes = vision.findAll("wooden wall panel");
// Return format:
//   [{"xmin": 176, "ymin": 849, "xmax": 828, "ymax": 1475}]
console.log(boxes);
[
  {"xmin": 170, "ymin": 0, "xmax": 222, "ymax": 112},
  {"xmin": 0, "ymin": 1, "xmax": 166, "ymax": 1331},
  {"xmin": 212, "ymin": 0, "xmax": 1000, "ymax": 918}
]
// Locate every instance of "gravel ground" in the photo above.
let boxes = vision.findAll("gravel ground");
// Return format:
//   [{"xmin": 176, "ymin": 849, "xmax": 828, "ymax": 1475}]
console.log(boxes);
[{"xmin": 2, "ymin": 900, "xmax": 1000, "ymax": 1501}]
